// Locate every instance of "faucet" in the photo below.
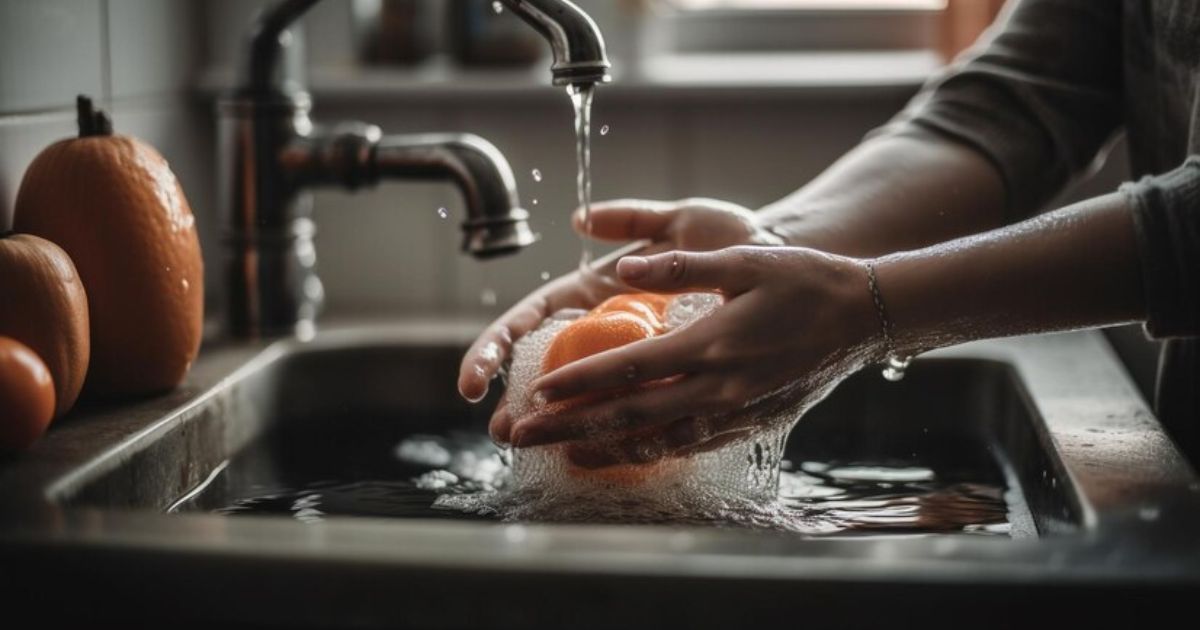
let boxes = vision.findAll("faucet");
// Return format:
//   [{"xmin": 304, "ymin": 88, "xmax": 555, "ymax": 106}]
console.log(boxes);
[{"xmin": 219, "ymin": 0, "xmax": 612, "ymax": 337}]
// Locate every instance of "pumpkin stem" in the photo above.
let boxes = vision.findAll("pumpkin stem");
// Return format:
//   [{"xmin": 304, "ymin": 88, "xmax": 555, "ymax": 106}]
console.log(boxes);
[{"xmin": 76, "ymin": 95, "xmax": 113, "ymax": 137}]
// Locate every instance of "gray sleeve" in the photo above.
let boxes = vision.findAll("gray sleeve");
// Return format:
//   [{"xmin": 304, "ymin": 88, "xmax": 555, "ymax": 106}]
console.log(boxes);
[
  {"xmin": 878, "ymin": 0, "xmax": 1125, "ymax": 219},
  {"xmin": 1122, "ymin": 157, "xmax": 1200, "ymax": 339}
]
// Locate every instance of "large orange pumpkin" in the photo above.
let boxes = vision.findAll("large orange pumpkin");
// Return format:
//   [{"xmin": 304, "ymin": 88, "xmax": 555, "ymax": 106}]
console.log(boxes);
[
  {"xmin": 14, "ymin": 96, "xmax": 203, "ymax": 397},
  {"xmin": 0, "ymin": 232, "xmax": 90, "ymax": 417}
]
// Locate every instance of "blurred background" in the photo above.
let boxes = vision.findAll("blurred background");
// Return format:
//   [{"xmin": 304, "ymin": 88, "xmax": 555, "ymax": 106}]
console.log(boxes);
[{"xmin": 0, "ymin": 0, "xmax": 1147, "ymax": 389}]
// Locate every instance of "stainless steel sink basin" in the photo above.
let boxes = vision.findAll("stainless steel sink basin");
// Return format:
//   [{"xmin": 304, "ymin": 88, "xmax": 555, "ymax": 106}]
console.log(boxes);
[{"xmin": 1, "ymin": 320, "xmax": 1198, "ymax": 627}]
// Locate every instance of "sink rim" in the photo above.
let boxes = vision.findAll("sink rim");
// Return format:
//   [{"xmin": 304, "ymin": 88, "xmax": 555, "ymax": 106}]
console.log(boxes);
[{"xmin": 1, "ymin": 319, "xmax": 1198, "ymax": 585}]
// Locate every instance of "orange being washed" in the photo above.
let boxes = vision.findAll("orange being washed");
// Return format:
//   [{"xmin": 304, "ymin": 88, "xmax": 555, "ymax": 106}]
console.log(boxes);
[
  {"xmin": 539, "ymin": 293, "xmax": 677, "ymax": 484},
  {"xmin": 589, "ymin": 293, "xmax": 670, "ymax": 332},
  {"xmin": 542, "ymin": 311, "xmax": 656, "ymax": 375},
  {"xmin": 14, "ymin": 95, "xmax": 203, "ymax": 398}
]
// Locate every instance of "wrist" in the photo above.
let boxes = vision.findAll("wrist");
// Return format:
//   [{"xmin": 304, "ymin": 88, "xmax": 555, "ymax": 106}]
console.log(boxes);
[
  {"xmin": 756, "ymin": 208, "xmax": 851, "ymax": 253},
  {"xmin": 826, "ymin": 254, "xmax": 890, "ymax": 369}
]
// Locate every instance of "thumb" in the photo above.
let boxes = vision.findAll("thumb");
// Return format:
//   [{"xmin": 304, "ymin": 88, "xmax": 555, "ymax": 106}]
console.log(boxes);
[
  {"xmin": 615, "ymin": 249, "xmax": 758, "ymax": 295},
  {"xmin": 574, "ymin": 199, "xmax": 679, "ymax": 243}
]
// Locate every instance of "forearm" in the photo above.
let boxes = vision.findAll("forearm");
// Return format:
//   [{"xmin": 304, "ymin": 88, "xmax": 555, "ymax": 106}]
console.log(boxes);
[
  {"xmin": 758, "ymin": 132, "xmax": 1008, "ymax": 258},
  {"xmin": 873, "ymin": 191, "xmax": 1145, "ymax": 355}
]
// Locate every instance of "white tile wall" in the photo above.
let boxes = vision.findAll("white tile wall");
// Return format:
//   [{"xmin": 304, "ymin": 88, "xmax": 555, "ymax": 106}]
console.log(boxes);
[
  {"xmin": 108, "ymin": 0, "xmax": 200, "ymax": 99},
  {"xmin": 0, "ymin": 0, "xmax": 105, "ymax": 113}
]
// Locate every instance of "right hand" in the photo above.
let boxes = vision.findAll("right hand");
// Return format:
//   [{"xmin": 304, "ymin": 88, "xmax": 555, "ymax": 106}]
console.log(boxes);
[{"xmin": 456, "ymin": 198, "xmax": 784, "ymax": 440}]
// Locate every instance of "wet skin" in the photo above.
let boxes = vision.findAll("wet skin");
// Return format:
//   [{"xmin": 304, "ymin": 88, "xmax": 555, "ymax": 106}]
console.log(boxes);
[{"xmin": 459, "ymin": 133, "xmax": 1145, "ymax": 468}]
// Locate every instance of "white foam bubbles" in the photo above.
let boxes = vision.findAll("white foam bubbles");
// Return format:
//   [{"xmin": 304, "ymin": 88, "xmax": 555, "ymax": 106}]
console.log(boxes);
[{"xmin": 437, "ymin": 293, "xmax": 811, "ymax": 526}]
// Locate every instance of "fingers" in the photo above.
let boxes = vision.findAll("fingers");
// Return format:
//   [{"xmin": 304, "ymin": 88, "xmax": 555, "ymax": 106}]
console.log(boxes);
[
  {"xmin": 531, "ymin": 328, "xmax": 707, "ymax": 401},
  {"xmin": 457, "ymin": 294, "xmax": 549, "ymax": 402},
  {"xmin": 616, "ymin": 248, "xmax": 760, "ymax": 296},
  {"xmin": 510, "ymin": 374, "xmax": 729, "ymax": 448},
  {"xmin": 488, "ymin": 392, "xmax": 513, "ymax": 445},
  {"xmin": 574, "ymin": 199, "xmax": 679, "ymax": 243}
]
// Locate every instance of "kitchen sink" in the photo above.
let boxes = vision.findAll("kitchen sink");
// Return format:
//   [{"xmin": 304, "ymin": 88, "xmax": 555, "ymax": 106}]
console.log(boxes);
[{"xmin": 1, "ymin": 320, "xmax": 1198, "ymax": 627}]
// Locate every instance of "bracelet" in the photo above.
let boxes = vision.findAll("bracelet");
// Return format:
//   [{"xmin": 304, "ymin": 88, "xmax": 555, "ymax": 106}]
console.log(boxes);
[{"xmin": 864, "ymin": 261, "xmax": 912, "ymax": 382}]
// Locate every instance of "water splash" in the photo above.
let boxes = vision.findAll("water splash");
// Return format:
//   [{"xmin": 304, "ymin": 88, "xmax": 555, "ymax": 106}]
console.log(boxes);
[
  {"xmin": 436, "ymin": 207, "xmax": 448, "ymax": 219},
  {"xmin": 531, "ymin": 168, "xmax": 542, "ymax": 182},
  {"xmin": 492, "ymin": 1, "xmax": 503, "ymax": 14},
  {"xmin": 600, "ymin": 124, "xmax": 610, "ymax": 136}
]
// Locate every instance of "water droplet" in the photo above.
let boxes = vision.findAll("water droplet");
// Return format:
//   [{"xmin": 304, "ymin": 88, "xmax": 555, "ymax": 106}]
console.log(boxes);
[
  {"xmin": 540, "ymin": 271, "xmax": 550, "ymax": 281},
  {"xmin": 1138, "ymin": 506, "xmax": 1161, "ymax": 521},
  {"xmin": 181, "ymin": 278, "xmax": 190, "ymax": 293},
  {"xmin": 437, "ymin": 207, "xmax": 448, "ymax": 219},
  {"xmin": 600, "ymin": 124, "xmax": 610, "ymax": 136},
  {"xmin": 532, "ymin": 198, "xmax": 539, "ymax": 205},
  {"xmin": 531, "ymin": 168, "xmax": 542, "ymax": 182},
  {"xmin": 492, "ymin": 1, "xmax": 503, "ymax": 14},
  {"xmin": 480, "ymin": 288, "xmax": 498, "ymax": 307},
  {"xmin": 882, "ymin": 355, "xmax": 912, "ymax": 382}
]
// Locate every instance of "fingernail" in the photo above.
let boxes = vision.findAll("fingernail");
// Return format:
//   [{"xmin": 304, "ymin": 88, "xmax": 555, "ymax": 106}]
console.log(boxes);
[
  {"xmin": 462, "ymin": 384, "xmax": 487, "ymax": 404},
  {"xmin": 618, "ymin": 256, "xmax": 650, "ymax": 279}
]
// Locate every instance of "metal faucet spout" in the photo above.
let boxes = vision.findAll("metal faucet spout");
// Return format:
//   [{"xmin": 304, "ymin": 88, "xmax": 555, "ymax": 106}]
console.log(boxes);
[
  {"xmin": 220, "ymin": 0, "xmax": 613, "ymax": 337},
  {"xmin": 373, "ymin": 134, "xmax": 538, "ymax": 258},
  {"xmin": 500, "ymin": 0, "xmax": 613, "ymax": 86}
]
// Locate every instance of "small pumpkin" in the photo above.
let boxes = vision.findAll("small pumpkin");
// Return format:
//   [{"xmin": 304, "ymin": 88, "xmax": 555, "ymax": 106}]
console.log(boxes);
[
  {"xmin": 0, "ymin": 336, "xmax": 56, "ymax": 451},
  {"xmin": 0, "ymin": 232, "xmax": 90, "ymax": 417},
  {"xmin": 14, "ymin": 96, "xmax": 204, "ymax": 397}
]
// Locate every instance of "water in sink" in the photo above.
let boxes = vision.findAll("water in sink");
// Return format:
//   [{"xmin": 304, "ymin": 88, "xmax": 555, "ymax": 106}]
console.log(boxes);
[{"xmin": 178, "ymin": 430, "xmax": 1010, "ymax": 536}]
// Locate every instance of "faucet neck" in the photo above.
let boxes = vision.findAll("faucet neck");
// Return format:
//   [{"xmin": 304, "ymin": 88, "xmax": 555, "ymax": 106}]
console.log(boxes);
[
  {"xmin": 244, "ymin": 0, "xmax": 321, "ymax": 95},
  {"xmin": 500, "ymin": 0, "xmax": 612, "ymax": 86}
]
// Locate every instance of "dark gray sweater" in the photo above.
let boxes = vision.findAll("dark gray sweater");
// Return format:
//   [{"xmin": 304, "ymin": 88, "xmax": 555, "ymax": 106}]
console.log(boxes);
[{"xmin": 888, "ymin": 0, "xmax": 1200, "ymax": 461}]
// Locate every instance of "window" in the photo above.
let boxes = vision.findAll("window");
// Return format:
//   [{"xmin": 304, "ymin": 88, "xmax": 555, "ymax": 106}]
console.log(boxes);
[
  {"xmin": 671, "ymin": 0, "xmax": 945, "ymax": 9},
  {"xmin": 651, "ymin": 0, "xmax": 1003, "ymax": 59}
]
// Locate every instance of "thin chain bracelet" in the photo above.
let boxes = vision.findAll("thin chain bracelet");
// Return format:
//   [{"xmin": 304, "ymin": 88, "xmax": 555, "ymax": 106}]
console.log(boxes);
[{"xmin": 864, "ymin": 261, "xmax": 913, "ymax": 382}]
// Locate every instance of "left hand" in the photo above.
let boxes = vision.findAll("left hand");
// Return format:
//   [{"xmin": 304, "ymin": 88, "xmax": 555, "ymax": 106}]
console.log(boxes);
[{"xmin": 507, "ymin": 246, "xmax": 884, "ymax": 468}]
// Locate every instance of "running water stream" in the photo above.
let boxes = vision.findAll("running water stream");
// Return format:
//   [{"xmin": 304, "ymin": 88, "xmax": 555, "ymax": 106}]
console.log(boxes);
[{"xmin": 569, "ymin": 83, "xmax": 600, "ymax": 279}]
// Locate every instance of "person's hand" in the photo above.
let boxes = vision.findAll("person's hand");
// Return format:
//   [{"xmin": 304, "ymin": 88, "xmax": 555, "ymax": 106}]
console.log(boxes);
[
  {"xmin": 457, "ymin": 198, "xmax": 784, "ymax": 415},
  {"xmin": 504, "ymin": 246, "xmax": 883, "ymax": 468}
]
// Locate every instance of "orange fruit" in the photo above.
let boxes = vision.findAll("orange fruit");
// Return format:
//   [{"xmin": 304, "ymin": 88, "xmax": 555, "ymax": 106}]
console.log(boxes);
[
  {"xmin": 591, "ymin": 293, "xmax": 670, "ymax": 331},
  {"xmin": 539, "ymin": 293, "xmax": 679, "ymax": 485},
  {"xmin": 0, "ymin": 336, "xmax": 56, "ymax": 452},
  {"xmin": 542, "ymin": 310, "xmax": 657, "ymax": 374}
]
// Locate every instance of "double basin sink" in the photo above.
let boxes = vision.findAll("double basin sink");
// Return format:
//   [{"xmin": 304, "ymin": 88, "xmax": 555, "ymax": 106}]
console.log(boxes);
[{"xmin": 1, "ymin": 320, "xmax": 1198, "ymax": 627}]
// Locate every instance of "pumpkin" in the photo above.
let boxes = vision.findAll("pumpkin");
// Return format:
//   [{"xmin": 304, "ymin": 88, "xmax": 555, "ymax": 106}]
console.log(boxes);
[
  {"xmin": 14, "ymin": 96, "xmax": 204, "ymax": 397},
  {"xmin": 0, "ymin": 232, "xmax": 90, "ymax": 417},
  {"xmin": 0, "ymin": 336, "xmax": 56, "ymax": 451}
]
